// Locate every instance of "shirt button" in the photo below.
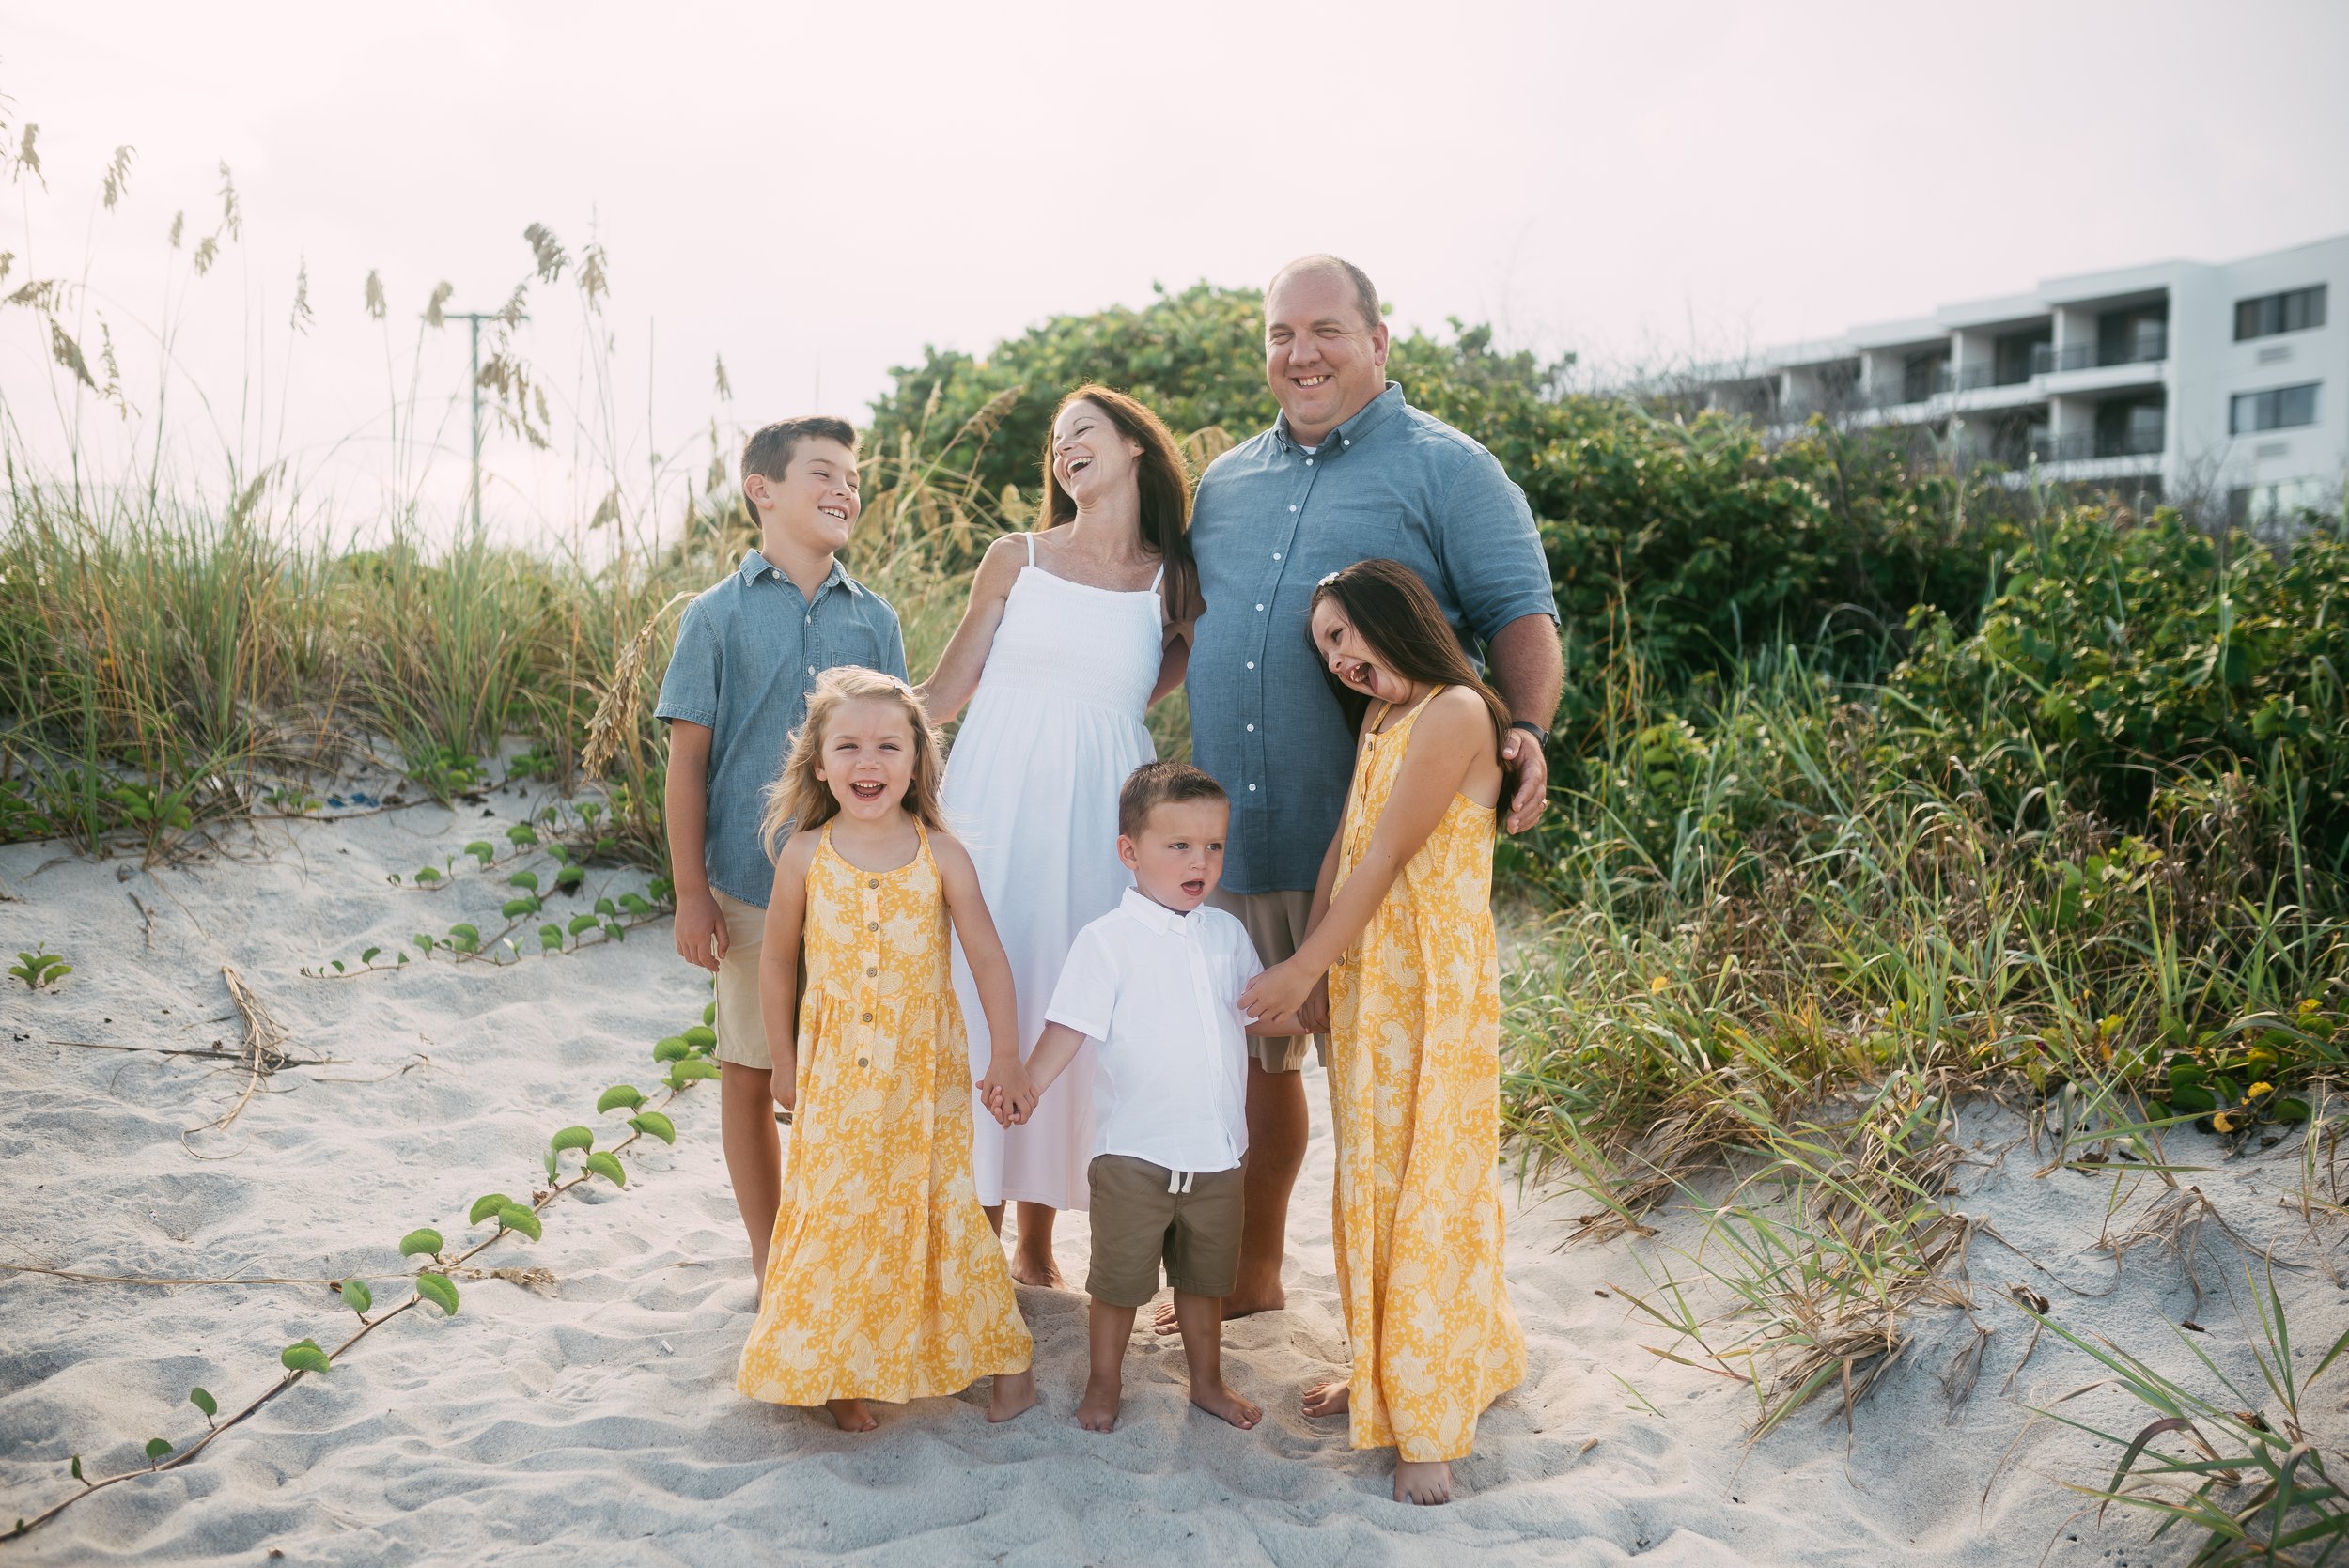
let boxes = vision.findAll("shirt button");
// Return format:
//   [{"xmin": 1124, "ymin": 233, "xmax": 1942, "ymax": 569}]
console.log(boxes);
[
  {"xmin": 1305, "ymin": 458, "xmax": 1314, "ymax": 466},
  {"xmin": 867, "ymin": 878, "xmax": 879, "ymax": 889},
  {"xmin": 857, "ymin": 1056, "xmax": 869, "ymax": 1067},
  {"xmin": 1245, "ymin": 660, "xmax": 1255, "ymax": 670},
  {"xmin": 806, "ymin": 664, "xmax": 816, "ymax": 675},
  {"xmin": 1248, "ymin": 783, "xmax": 1258, "ymax": 791},
  {"xmin": 866, "ymin": 966, "xmax": 878, "ymax": 977},
  {"xmin": 1255, "ymin": 603, "xmax": 1265, "ymax": 613},
  {"xmin": 866, "ymin": 921, "xmax": 879, "ymax": 931},
  {"xmin": 1288, "ymin": 505, "xmax": 1298, "ymax": 512},
  {"xmin": 1273, "ymin": 552, "xmax": 1282, "ymax": 560},
  {"xmin": 1246, "ymin": 723, "xmax": 1255, "ymax": 732},
  {"xmin": 862, "ymin": 1012, "xmax": 874, "ymax": 1023}
]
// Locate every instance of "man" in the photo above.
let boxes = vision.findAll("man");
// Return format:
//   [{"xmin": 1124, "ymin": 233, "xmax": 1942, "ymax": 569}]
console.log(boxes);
[{"xmin": 1172, "ymin": 254, "xmax": 1563, "ymax": 1329}]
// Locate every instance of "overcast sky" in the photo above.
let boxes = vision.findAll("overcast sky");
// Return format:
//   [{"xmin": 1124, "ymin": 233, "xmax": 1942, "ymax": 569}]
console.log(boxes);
[{"xmin": 6, "ymin": 0, "xmax": 2346, "ymax": 540}]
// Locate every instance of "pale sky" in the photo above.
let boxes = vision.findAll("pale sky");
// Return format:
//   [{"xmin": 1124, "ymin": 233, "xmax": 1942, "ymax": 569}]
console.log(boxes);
[{"xmin": 5, "ymin": 0, "xmax": 2346, "ymax": 542}]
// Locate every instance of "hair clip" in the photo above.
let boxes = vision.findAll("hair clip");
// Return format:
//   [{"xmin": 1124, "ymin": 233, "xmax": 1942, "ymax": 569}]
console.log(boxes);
[{"xmin": 1317, "ymin": 571, "xmax": 1341, "ymax": 587}]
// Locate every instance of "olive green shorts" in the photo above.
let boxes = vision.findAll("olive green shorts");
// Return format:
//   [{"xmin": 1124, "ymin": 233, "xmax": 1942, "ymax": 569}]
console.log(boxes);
[{"xmin": 1085, "ymin": 1155, "xmax": 1245, "ymax": 1307}]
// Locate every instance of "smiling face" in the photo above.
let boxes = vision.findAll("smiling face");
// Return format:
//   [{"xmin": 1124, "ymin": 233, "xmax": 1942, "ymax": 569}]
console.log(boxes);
[
  {"xmin": 1050, "ymin": 398, "xmax": 1143, "ymax": 511},
  {"xmin": 1118, "ymin": 798, "xmax": 1228, "ymax": 914},
  {"xmin": 747, "ymin": 435, "xmax": 861, "ymax": 556},
  {"xmin": 1311, "ymin": 594, "xmax": 1421, "ymax": 708},
  {"xmin": 1264, "ymin": 266, "xmax": 1389, "ymax": 447},
  {"xmin": 813, "ymin": 695, "xmax": 917, "ymax": 820}
]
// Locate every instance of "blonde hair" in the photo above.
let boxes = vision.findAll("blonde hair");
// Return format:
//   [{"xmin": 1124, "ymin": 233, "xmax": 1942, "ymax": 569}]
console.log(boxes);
[{"xmin": 759, "ymin": 667, "xmax": 947, "ymax": 856}]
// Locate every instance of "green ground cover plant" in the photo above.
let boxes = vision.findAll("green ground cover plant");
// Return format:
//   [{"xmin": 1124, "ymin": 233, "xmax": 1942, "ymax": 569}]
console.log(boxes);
[{"xmin": 2, "ymin": 1009, "xmax": 722, "ymax": 1544}]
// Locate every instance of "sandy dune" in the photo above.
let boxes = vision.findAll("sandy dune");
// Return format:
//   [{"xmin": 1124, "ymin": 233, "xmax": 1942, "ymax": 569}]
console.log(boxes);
[{"xmin": 3, "ymin": 792, "xmax": 2337, "ymax": 1565}]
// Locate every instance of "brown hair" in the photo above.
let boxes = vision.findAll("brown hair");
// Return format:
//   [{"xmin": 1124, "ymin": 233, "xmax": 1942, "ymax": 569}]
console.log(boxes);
[
  {"xmin": 1268, "ymin": 254, "xmax": 1384, "ymax": 334},
  {"xmin": 1307, "ymin": 558, "xmax": 1510, "ymax": 759},
  {"xmin": 741, "ymin": 416, "xmax": 857, "ymax": 521},
  {"xmin": 1041, "ymin": 386, "xmax": 1202, "ymax": 622},
  {"xmin": 1118, "ymin": 760, "xmax": 1228, "ymax": 840},
  {"xmin": 759, "ymin": 667, "xmax": 947, "ymax": 855}
]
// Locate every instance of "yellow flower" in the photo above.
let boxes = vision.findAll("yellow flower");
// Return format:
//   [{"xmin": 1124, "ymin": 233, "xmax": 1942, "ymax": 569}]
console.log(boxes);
[
  {"xmin": 2212, "ymin": 1111, "xmax": 2239, "ymax": 1133},
  {"xmin": 2248, "ymin": 1081, "xmax": 2274, "ymax": 1098},
  {"xmin": 1650, "ymin": 976, "xmax": 1670, "ymax": 994}
]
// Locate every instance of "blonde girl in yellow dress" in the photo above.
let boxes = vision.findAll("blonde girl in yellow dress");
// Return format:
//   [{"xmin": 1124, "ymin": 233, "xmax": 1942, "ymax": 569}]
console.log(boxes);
[
  {"xmin": 1239, "ymin": 558, "xmax": 1527, "ymax": 1505},
  {"xmin": 737, "ymin": 667, "xmax": 1038, "ymax": 1431}
]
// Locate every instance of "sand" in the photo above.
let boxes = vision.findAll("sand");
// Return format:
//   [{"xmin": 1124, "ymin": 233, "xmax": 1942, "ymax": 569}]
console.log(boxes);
[{"xmin": 5, "ymin": 787, "xmax": 2343, "ymax": 1565}]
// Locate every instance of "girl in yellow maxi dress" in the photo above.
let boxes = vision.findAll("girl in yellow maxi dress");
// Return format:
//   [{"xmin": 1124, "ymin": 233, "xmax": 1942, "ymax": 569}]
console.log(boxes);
[
  {"xmin": 1237, "ymin": 559, "xmax": 1527, "ymax": 1502},
  {"xmin": 735, "ymin": 668, "xmax": 1034, "ymax": 1427}
]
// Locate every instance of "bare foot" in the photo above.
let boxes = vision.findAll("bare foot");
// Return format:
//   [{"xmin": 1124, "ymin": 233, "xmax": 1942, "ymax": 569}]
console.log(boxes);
[
  {"xmin": 1393, "ymin": 1459, "xmax": 1452, "ymax": 1505},
  {"xmin": 988, "ymin": 1369, "xmax": 1036, "ymax": 1423},
  {"xmin": 1074, "ymin": 1373, "xmax": 1122, "ymax": 1432},
  {"xmin": 826, "ymin": 1398, "xmax": 877, "ymax": 1433},
  {"xmin": 1190, "ymin": 1379, "xmax": 1263, "ymax": 1430},
  {"xmin": 1010, "ymin": 1249, "xmax": 1064, "ymax": 1289},
  {"xmin": 1300, "ymin": 1380, "xmax": 1349, "ymax": 1419},
  {"xmin": 1151, "ymin": 1288, "xmax": 1283, "ymax": 1334}
]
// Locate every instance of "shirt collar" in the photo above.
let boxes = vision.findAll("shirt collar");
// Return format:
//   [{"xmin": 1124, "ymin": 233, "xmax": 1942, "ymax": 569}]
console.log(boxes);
[
  {"xmin": 1274, "ymin": 380, "xmax": 1405, "ymax": 457},
  {"xmin": 739, "ymin": 550, "xmax": 861, "ymax": 598},
  {"xmin": 1119, "ymin": 885, "xmax": 1201, "ymax": 937}
]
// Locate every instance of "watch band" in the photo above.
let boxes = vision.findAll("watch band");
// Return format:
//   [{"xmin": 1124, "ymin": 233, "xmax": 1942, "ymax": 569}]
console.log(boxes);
[{"xmin": 1509, "ymin": 719, "xmax": 1550, "ymax": 749}]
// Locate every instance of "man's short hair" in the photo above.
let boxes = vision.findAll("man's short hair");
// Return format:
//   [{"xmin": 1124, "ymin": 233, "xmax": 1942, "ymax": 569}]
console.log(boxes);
[
  {"xmin": 1267, "ymin": 254, "xmax": 1383, "ymax": 334},
  {"xmin": 741, "ymin": 416, "xmax": 858, "ymax": 507},
  {"xmin": 1119, "ymin": 760, "xmax": 1229, "ymax": 839}
]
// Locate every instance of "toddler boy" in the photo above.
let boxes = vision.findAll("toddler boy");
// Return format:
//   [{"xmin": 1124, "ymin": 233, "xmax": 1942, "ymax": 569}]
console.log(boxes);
[
  {"xmin": 998, "ymin": 761, "xmax": 1294, "ymax": 1432},
  {"xmin": 656, "ymin": 416, "xmax": 908, "ymax": 1293}
]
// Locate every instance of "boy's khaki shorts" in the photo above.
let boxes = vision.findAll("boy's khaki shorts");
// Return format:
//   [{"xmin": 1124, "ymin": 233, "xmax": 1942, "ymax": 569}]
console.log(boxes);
[
  {"xmin": 1207, "ymin": 887, "xmax": 1329, "ymax": 1073},
  {"xmin": 1085, "ymin": 1155, "xmax": 1244, "ymax": 1307},
  {"xmin": 711, "ymin": 890, "xmax": 771, "ymax": 1070}
]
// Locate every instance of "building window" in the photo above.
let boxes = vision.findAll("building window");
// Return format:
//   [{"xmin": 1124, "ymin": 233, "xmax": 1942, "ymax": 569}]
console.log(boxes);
[
  {"xmin": 2230, "ymin": 382, "xmax": 2321, "ymax": 434},
  {"xmin": 2097, "ymin": 303, "xmax": 2168, "ymax": 365},
  {"xmin": 2229, "ymin": 476, "xmax": 2339, "ymax": 531},
  {"xmin": 2234, "ymin": 285, "xmax": 2327, "ymax": 341},
  {"xmin": 2094, "ymin": 395, "xmax": 2166, "ymax": 458}
]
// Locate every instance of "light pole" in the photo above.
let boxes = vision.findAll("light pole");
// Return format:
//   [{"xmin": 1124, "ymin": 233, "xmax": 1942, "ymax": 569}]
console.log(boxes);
[{"xmin": 443, "ymin": 310, "xmax": 527, "ymax": 532}]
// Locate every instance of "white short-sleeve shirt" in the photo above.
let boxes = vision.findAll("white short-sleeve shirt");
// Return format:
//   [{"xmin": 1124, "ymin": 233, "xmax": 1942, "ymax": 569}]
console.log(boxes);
[{"xmin": 1044, "ymin": 887, "xmax": 1262, "ymax": 1175}]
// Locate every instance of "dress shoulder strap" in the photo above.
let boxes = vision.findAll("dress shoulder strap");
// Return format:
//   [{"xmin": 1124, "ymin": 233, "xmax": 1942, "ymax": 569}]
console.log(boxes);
[
  {"xmin": 1149, "ymin": 559, "xmax": 1165, "ymax": 592},
  {"xmin": 1023, "ymin": 533, "xmax": 1036, "ymax": 566}
]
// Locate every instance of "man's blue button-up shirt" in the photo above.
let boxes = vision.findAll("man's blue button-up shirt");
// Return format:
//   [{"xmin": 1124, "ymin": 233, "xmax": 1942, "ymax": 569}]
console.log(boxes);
[
  {"xmin": 1186, "ymin": 382, "xmax": 1556, "ymax": 895},
  {"xmin": 655, "ymin": 551, "xmax": 908, "ymax": 907}
]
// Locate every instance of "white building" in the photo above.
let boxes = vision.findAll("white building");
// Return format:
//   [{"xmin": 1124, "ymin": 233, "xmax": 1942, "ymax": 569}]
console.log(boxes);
[{"xmin": 1692, "ymin": 233, "xmax": 2347, "ymax": 529}]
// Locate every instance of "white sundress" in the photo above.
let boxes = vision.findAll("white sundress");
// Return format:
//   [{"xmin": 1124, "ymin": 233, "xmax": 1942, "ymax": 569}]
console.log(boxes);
[{"xmin": 944, "ymin": 534, "xmax": 1164, "ymax": 1212}]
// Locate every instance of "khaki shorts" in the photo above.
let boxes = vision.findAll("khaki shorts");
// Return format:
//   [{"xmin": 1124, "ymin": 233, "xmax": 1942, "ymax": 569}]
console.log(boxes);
[
  {"xmin": 1086, "ymin": 1155, "xmax": 1244, "ymax": 1307},
  {"xmin": 711, "ymin": 890, "xmax": 772, "ymax": 1070},
  {"xmin": 1208, "ymin": 886, "xmax": 1329, "ymax": 1073}
]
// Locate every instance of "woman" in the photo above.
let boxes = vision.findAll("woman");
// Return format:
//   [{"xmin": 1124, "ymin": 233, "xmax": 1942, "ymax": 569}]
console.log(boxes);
[{"xmin": 917, "ymin": 384, "xmax": 1200, "ymax": 1286}]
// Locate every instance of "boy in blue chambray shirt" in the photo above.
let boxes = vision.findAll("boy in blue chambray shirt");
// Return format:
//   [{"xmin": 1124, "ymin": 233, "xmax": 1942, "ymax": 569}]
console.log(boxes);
[{"xmin": 656, "ymin": 416, "xmax": 908, "ymax": 1295}]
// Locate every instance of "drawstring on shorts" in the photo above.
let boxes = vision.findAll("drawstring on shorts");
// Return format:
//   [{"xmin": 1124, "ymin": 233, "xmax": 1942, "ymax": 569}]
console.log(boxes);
[{"xmin": 1167, "ymin": 1168, "xmax": 1195, "ymax": 1195}]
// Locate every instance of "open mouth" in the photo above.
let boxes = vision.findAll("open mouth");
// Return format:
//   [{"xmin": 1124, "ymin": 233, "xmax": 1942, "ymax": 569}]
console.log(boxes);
[
  {"xmin": 1346, "ymin": 660, "xmax": 1374, "ymax": 690},
  {"xmin": 1180, "ymin": 878, "xmax": 1206, "ymax": 898},
  {"xmin": 1294, "ymin": 374, "xmax": 1331, "ymax": 389},
  {"xmin": 1066, "ymin": 457, "xmax": 1092, "ymax": 476},
  {"xmin": 817, "ymin": 505, "xmax": 848, "ymax": 521},
  {"xmin": 848, "ymin": 780, "xmax": 885, "ymax": 803}
]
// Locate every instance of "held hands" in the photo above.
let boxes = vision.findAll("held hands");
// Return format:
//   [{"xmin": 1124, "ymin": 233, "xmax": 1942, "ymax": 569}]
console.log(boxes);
[
  {"xmin": 977, "ymin": 1055, "xmax": 1036, "ymax": 1129},
  {"xmin": 1295, "ymin": 974, "xmax": 1331, "ymax": 1036},
  {"xmin": 1240, "ymin": 958, "xmax": 1322, "ymax": 1028},
  {"xmin": 673, "ymin": 887, "xmax": 727, "ymax": 973}
]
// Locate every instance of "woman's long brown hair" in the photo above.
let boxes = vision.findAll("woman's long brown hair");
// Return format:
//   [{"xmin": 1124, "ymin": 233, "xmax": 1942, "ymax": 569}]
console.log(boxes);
[
  {"xmin": 1040, "ymin": 384, "xmax": 1202, "ymax": 621},
  {"xmin": 1307, "ymin": 557, "xmax": 1511, "ymax": 759}
]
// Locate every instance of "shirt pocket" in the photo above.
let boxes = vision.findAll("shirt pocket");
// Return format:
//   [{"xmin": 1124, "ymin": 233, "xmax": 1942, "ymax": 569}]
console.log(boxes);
[{"xmin": 1302, "ymin": 502, "xmax": 1422, "ymax": 571}]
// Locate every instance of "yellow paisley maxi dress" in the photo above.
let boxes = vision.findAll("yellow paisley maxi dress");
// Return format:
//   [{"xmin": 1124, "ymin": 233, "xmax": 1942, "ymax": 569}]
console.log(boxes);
[
  {"xmin": 1326, "ymin": 689, "xmax": 1526, "ymax": 1463},
  {"xmin": 737, "ymin": 824, "xmax": 1032, "ymax": 1406}
]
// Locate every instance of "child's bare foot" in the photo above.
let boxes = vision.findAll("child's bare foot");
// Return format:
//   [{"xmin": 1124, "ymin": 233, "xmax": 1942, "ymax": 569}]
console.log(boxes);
[
  {"xmin": 826, "ymin": 1398, "xmax": 877, "ymax": 1433},
  {"xmin": 1152, "ymin": 1287, "xmax": 1283, "ymax": 1334},
  {"xmin": 988, "ymin": 1369, "xmax": 1036, "ymax": 1423},
  {"xmin": 1190, "ymin": 1379, "xmax": 1262, "ymax": 1429},
  {"xmin": 1300, "ymin": 1380, "xmax": 1349, "ymax": 1419},
  {"xmin": 1074, "ymin": 1374, "xmax": 1122, "ymax": 1432},
  {"xmin": 1392, "ymin": 1459, "xmax": 1452, "ymax": 1505},
  {"xmin": 1010, "ymin": 1247, "xmax": 1064, "ymax": 1289}
]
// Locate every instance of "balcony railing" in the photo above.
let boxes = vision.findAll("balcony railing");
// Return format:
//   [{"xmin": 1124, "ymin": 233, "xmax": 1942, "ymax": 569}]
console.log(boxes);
[
  {"xmin": 2030, "ymin": 328, "xmax": 2169, "ymax": 375},
  {"xmin": 2034, "ymin": 427, "xmax": 2166, "ymax": 463}
]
